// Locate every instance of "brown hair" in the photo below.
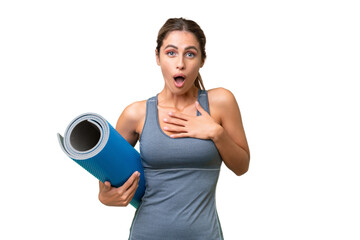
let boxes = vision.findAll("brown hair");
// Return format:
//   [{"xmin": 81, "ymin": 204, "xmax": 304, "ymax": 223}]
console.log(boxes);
[{"xmin": 156, "ymin": 18, "xmax": 206, "ymax": 90}]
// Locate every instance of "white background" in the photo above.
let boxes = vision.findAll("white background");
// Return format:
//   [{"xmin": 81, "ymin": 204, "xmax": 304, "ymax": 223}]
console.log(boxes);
[{"xmin": 1, "ymin": 0, "xmax": 359, "ymax": 239}]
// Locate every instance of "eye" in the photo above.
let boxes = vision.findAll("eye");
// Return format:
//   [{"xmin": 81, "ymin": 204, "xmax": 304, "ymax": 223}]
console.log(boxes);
[
  {"xmin": 186, "ymin": 52, "xmax": 196, "ymax": 58},
  {"xmin": 166, "ymin": 51, "xmax": 176, "ymax": 57}
]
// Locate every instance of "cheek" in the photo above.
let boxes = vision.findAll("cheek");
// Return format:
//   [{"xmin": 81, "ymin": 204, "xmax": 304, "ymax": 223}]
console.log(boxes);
[
  {"xmin": 161, "ymin": 58, "xmax": 174, "ymax": 71},
  {"xmin": 188, "ymin": 62, "xmax": 201, "ymax": 75},
  {"xmin": 160, "ymin": 63, "xmax": 173, "ymax": 80}
]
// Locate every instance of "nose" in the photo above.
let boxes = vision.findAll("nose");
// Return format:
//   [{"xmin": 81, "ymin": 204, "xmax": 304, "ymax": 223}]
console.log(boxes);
[{"xmin": 176, "ymin": 56, "xmax": 185, "ymax": 70}]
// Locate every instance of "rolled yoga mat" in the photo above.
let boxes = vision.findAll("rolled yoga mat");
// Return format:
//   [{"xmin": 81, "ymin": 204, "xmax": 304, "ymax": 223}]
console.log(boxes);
[{"xmin": 57, "ymin": 113, "xmax": 145, "ymax": 208}]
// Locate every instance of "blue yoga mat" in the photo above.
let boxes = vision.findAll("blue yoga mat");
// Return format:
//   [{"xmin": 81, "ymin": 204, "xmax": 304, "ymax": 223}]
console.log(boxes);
[{"xmin": 57, "ymin": 113, "xmax": 145, "ymax": 208}]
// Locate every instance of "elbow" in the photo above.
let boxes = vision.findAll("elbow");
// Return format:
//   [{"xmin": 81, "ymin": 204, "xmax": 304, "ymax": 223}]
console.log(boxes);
[
  {"xmin": 234, "ymin": 166, "xmax": 249, "ymax": 176},
  {"xmin": 234, "ymin": 156, "xmax": 250, "ymax": 176}
]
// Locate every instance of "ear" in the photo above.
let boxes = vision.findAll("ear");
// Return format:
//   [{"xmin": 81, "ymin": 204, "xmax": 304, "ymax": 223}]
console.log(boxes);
[
  {"xmin": 155, "ymin": 49, "xmax": 160, "ymax": 66},
  {"xmin": 200, "ymin": 58, "xmax": 205, "ymax": 68}
]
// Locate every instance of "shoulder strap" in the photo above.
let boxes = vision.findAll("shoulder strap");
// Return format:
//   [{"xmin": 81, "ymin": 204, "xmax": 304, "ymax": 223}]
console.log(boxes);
[
  {"xmin": 197, "ymin": 90, "xmax": 210, "ymax": 116},
  {"xmin": 139, "ymin": 96, "xmax": 157, "ymax": 142},
  {"xmin": 145, "ymin": 95, "xmax": 157, "ymax": 123}
]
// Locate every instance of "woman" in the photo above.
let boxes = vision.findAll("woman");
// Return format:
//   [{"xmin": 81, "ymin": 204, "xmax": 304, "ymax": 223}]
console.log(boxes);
[{"xmin": 98, "ymin": 18, "xmax": 250, "ymax": 239}]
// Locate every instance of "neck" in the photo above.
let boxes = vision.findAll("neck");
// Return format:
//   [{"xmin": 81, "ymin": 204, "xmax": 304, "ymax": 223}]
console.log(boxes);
[{"xmin": 158, "ymin": 86, "xmax": 199, "ymax": 111}]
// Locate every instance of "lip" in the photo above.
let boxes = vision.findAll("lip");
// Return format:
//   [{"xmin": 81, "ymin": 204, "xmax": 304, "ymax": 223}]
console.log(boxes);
[
  {"xmin": 173, "ymin": 73, "xmax": 186, "ymax": 79},
  {"xmin": 173, "ymin": 73, "xmax": 186, "ymax": 88}
]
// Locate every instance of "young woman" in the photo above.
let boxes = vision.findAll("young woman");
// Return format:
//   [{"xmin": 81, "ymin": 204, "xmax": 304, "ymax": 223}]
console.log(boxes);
[{"xmin": 98, "ymin": 18, "xmax": 250, "ymax": 240}]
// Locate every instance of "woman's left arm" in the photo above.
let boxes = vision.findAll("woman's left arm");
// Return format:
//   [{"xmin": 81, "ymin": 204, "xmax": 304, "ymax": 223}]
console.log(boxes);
[
  {"xmin": 163, "ymin": 88, "xmax": 250, "ymax": 176},
  {"xmin": 208, "ymin": 88, "xmax": 250, "ymax": 176}
]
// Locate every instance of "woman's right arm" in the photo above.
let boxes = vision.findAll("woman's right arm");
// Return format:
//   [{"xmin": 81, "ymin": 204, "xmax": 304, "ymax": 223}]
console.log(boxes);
[{"xmin": 98, "ymin": 101, "xmax": 146, "ymax": 206}]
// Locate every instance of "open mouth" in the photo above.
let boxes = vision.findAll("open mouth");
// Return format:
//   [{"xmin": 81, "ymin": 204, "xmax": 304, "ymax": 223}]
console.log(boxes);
[{"xmin": 173, "ymin": 74, "xmax": 186, "ymax": 88}]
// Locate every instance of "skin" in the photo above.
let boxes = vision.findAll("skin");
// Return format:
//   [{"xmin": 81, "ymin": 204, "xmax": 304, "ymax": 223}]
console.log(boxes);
[{"xmin": 98, "ymin": 30, "xmax": 250, "ymax": 207}]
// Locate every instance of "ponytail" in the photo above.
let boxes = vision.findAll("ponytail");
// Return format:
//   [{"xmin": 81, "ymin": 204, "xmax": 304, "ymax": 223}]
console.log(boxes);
[{"xmin": 194, "ymin": 73, "xmax": 205, "ymax": 90}]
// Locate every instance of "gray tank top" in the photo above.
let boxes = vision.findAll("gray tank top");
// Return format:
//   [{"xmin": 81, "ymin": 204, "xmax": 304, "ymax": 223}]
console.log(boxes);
[{"xmin": 129, "ymin": 90, "xmax": 224, "ymax": 240}]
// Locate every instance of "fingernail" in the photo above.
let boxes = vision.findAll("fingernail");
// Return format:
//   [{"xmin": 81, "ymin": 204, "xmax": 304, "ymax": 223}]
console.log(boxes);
[
  {"xmin": 163, "ymin": 126, "xmax": 168, "ymax": 130},
  {"xmin": 168, "ymin": 112, "xmax": 173, "ymax": 116},
  {"xmin": 163, "ymin": 118, "xmax": 168, "ymax": 122},
  {"xmin": 136, "ymin": 171, "xmax": 140, "ymax": 177}
]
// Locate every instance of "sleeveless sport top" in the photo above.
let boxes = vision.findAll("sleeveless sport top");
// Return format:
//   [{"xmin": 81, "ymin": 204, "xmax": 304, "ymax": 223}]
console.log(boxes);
[{"xmin": 129, "ymin": 90, "xmax": 224, "ymax": 240}]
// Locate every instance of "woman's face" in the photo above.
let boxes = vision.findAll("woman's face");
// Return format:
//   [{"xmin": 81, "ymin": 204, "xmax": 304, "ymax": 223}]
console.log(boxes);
[{"xmin": 156, "ymin": 30, "xmax": 204, "ymax": 94}]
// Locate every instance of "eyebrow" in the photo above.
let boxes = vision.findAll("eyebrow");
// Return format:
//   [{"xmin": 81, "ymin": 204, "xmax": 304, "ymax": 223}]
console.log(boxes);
[{"xmin": 164, "ymin": 44, "xmax": 199, "ymax": 52}]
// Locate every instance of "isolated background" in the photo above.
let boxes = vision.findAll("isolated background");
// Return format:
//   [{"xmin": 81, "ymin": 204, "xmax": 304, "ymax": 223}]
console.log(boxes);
[{"xmin": 1, "ymin": 0, "xmax": 359, "ymax": 239}]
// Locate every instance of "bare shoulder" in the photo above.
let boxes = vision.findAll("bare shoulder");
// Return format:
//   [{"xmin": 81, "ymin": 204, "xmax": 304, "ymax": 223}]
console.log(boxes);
[
  {"xmin": 208, "ymin": 87, "xmax": 239, "ymax": 112},
  {"xmin": 208, "ymin": 87, "xmax": 237, "ymax": 105},
  {"xmin": 207, "ymin": 88, "xmax": 240, "ymax": 124},
  {"xmin": 121, "ymin": 100, "xmax": 147, "ymax": 122}
]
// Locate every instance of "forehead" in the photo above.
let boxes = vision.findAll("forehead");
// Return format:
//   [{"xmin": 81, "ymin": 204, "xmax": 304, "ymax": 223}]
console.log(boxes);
[{"xmin": 162, "ymin": 30, "xmax": 200, "ymax": 49}]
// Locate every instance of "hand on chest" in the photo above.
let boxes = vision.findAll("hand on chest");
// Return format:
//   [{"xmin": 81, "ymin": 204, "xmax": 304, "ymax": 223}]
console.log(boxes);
[{"xmin": 158, "ymin": 104, "xmax": 198, "ymax": 137}]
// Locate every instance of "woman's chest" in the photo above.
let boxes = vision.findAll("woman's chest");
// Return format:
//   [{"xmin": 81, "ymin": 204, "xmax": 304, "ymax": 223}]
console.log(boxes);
[{"xmin": 140, "ymin": 134, "xmax": 222, "ymax": 169}]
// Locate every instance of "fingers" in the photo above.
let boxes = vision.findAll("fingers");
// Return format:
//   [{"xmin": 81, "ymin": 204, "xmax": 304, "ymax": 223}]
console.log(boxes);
[
  {"xmin": 98, "ymin": 173, "xmax": 140, "ymax": 207},
  {"xmin": 163, "ymin": 117, "xmax": 186, "ymax": 127},
  {"xmin": 166, "ymin": 101, "xmax": 207, "ymax": 121},
  {"xmin": 101, "ymin": 171, "xmax": 138, "ymax": 193},
  {"xmin": 121, "ymin": 171, "xmax": 140, "ymax": 191},
  {"xmin": 163, "ymin": 124, "xmax": 187, "ymax": 133},
  {"xmin": 99, "ymin": 180, "xmax": 111, "ymax": 191},
  {"xmin": 163, "ymin": 114, "xmax": 188, "ymax": 134},
  {"xmin": 167, "ymin": 111, "xmax": 189, "ymax": 121},
  {"xmin": 99, "ymin": 180, "xmax": 104, "ymax": 188},
  {"xmin": 118, "ymin": 172, "xmax": 140, "ymax": 206},
  {"xmin": 99, "ymin": 180, "xmax": 111, "ymax": 189},
  {"xmin": 169, "ymin": 132, "xmax": 189, "ymax": 138},
  {"xmin": 123, "ymin": 175, "xmax": 140, "ymax": 203},
  {"xmin": 104, "ymin": 181, "xmax": 111, "ymax": 191}
]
